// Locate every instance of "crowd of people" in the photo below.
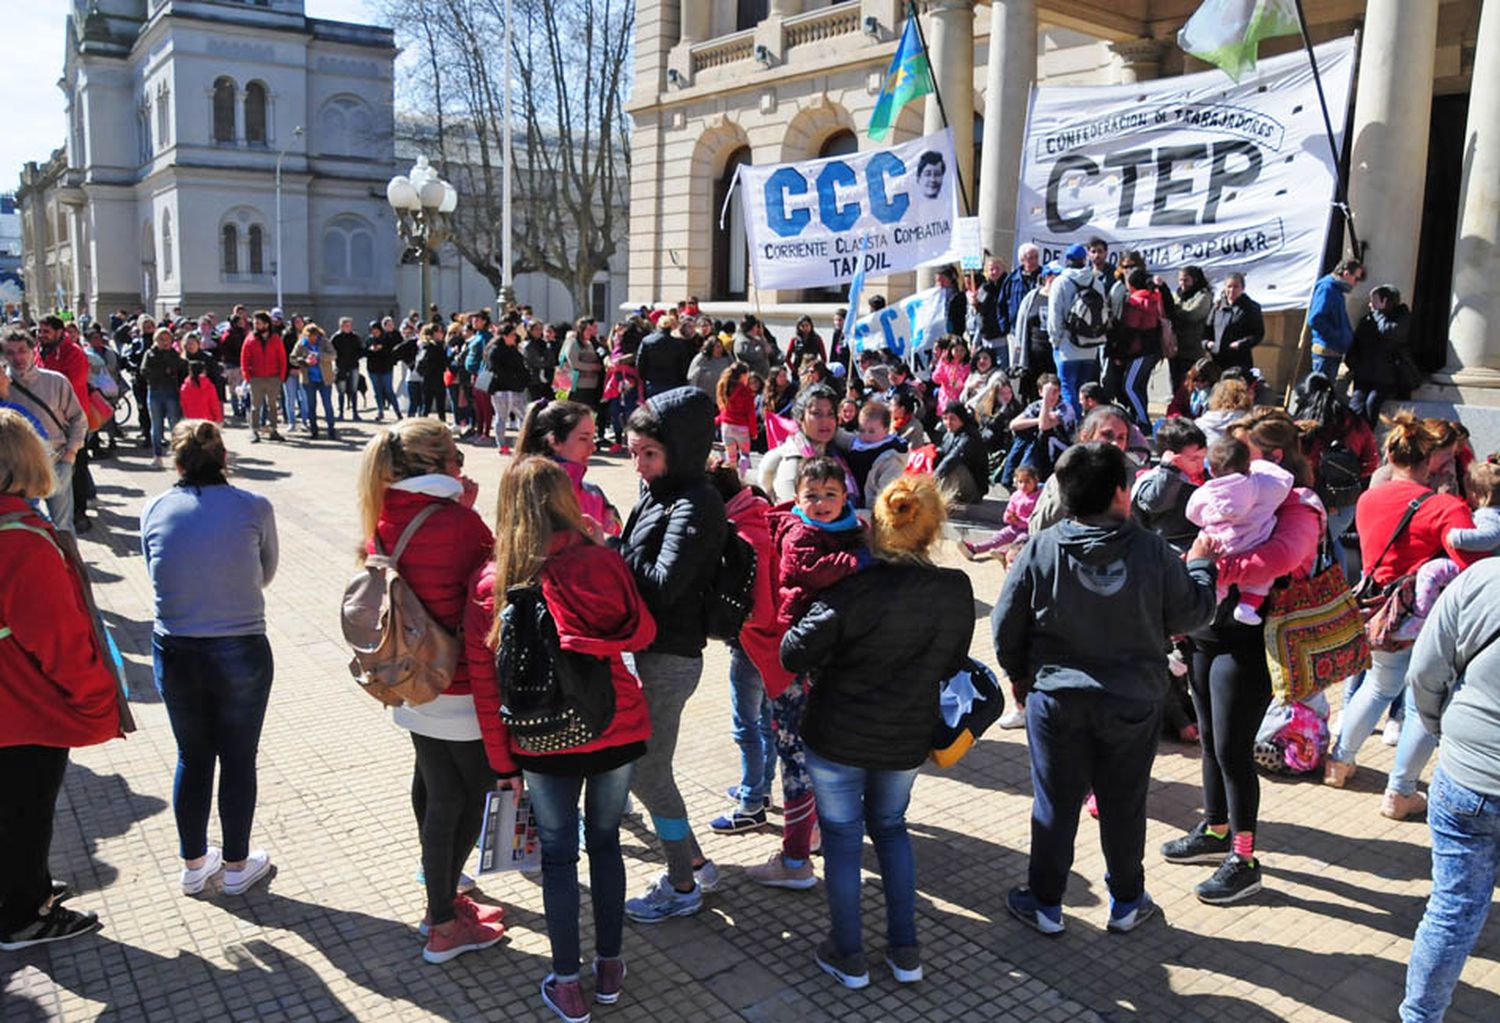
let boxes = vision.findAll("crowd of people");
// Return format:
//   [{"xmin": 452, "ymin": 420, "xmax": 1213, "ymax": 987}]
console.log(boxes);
[{"xmin": 1, "ymin": 244, "xmax": 1495, "ymax": 1023}]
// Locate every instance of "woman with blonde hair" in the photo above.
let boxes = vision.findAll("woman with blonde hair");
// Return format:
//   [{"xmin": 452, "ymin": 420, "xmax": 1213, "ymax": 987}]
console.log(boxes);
[
  {"xmin": 357, "ymin": 418, "xmax": 503, "ymax": 963},
  {"xmin": 0, "ymin": 410, "xmax": 125, "ymax": 949},
  {"xmin": 781, "ymin": 474, "xmax": 975, "ymax": 988},
  {"xmin": 465, "ymin": 457, "xmax": 656, "ymax": 1022},
  {"xmin": 1194, "ymin": 377, "xmax": 1255, "ymax": 445},
  {"xmin": 290, "ymin": 323, "xmax": 337, "ymax": 439},
  {"xmin": 143, "ymin": 420, "xmax": 278, "ymax": 897}
]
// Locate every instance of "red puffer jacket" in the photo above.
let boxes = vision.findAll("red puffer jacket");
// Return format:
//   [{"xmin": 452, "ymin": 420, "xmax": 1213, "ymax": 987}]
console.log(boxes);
[
  {"xmin": 368, "ymin": 486, "xmax": 493, "ymax": 692},
  {"xmin": 0, "ymin": 496, "xmax": 123, "ymax": 749},
  {"xmin": 42, "ymin": 340, "xmax": 90, "ymax": 409},
  {"xmin": 726, "ymin": 488, "xmax": 795, "ymax": 699},
  {"xmin": 466, "ymin": 531, "xmax": 656, "ymax": 775}
]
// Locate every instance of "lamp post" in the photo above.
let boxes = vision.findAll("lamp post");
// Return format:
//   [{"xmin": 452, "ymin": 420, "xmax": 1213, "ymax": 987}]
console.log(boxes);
[
  {"xmin": 386, "ymin": 155, "xmax": 457, "ymax": 321},
  {"xmin": 274, "ymin": 125, "xmax": 304, "ymax": 310}
]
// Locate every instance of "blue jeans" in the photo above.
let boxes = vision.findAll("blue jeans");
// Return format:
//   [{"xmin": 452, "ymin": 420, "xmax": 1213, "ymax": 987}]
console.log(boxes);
[
  {"xmin": 1401, "ymin": 768, "xmax": 1500, "ymax": 1022},
  {"xmin": 147, "ymin": 388, "xmax": 183, "ymax": 458},
  {"xmin": 1331, "ymin": 647, "xmax": 1434, "ymax": 794},
  {"xmin": 1025, "ymin": 688, "xmax": 1161, "ymax": 906},
  {"xmin": 283, "ymin": 380, "xmax": 309, "ymax": 429},
  {"xmin": 370, "ymin": 372, "xmax": 400, "ymax": 418},
  {"xmin": 152, "ymin": 633, "xmax": 274, "ymax": 862},
  {"xmin": 1326, "ymin": 503, "xmax": 1360, "ymax": 582},
  {"xmin": 407, "ymin": 377, "xmax": 426, "ymax": 416},
  {"xmin": 303, "ymin": 382, "xmax": 335, "ymax": 434},
  {"xmin": 1058, "ymin": 358, "xmax": 1099, "ymax": 423},
  {"xmin": 728, "ymin": 646, "xmax": 775, "ymax": 810},
  {"xmin": 1311, "ymin": 352, "xmax": 1343, "ymax": 380},
  {"xmin": 804, "ymin": 748, "xmax": 919, "ymax": 957},
  {"xmin": 525, "ymin": 763, "xmax": 634, "ymax": 978}
]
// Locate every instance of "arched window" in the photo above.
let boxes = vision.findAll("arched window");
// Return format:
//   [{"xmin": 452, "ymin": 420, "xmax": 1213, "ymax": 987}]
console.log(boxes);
[
  {"xmin": 711, "ymin": 147, "xmax": 752, "ymax": 301},
  {"xmin": 244, "ymin": 81, "xmax": 268, "ymax": 145},
  {"xmin": 156, "ymin": 84, "xmax": 171, "ymax": 149},
  {"xmin": 212, "ymin": 77, "xmax": 236, "ymax": 143},
  {"xmin": 161, "ymin": 210, "xmax": 173, "ymax": 280},
  {"xmin": 248, "ymin": 225, "xmax": 264, "ymax": 274},
  {"xmin": 321, "ymin": 215, "xmax": 377, "ymax": 282},
  {"xmin": 317, "ymin": 96, "xmax": 375, "ymax": 156},
  {"xmin": 221, "ymin": 224, "xmax": 238, "ymax": 274}
]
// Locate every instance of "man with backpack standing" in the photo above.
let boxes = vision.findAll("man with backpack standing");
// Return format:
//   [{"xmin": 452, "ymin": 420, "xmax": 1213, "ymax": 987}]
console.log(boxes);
[{"xmin": 1048, "ymin": 243, "xmax": 1110, "ymax": 421}]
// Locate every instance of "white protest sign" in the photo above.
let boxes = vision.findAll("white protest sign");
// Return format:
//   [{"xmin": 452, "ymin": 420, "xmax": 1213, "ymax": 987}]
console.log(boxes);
[
  {"xmin": 849, "ymin": 286, "xmax": 950, "ymax": 361},
  {"xmin": 955, "ymin": 217, "xmax": 983, "ymax": 270},
  {"xmin": 739, "ymin": 129, "xmax": 962, "ymax": 290},
  {"xmin": 1015, "ymin": 37, "xmax": 1356, "ymax": 311}
]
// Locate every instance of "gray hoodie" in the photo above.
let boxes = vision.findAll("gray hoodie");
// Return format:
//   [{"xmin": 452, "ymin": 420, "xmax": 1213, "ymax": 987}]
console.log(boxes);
[
  {"xmin": 1047, "ymin": 266, "xmax": 1108, "ymax": 364},
  {"xmin": 1409, "ymin": 558, "xmax": 1500, "ymax": 797},
  {"xmin": 993, "ymin": 517, "xmax": 1217, "ymax": 704}
]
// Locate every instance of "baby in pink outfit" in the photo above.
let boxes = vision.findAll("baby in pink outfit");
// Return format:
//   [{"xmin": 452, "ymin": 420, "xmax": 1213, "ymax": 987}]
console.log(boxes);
[{"xmin": 1185, "ymin": 436, "xmax": 1295, "ymax": 625}]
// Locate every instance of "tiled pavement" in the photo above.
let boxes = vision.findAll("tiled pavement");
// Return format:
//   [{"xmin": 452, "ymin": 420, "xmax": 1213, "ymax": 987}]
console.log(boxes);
[{"xmin": 4, "ymin": 416, "xmax": 1499, "ymax": 1023}]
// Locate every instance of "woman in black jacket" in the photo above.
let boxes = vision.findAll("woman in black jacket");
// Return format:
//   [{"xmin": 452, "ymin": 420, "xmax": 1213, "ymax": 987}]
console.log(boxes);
[
  {"xmin": 618, "ymin": 386, "xmax": 728, "ymax": 923},
  {"xmin": 1347, "ymin": 284, "xmax": 1416, "ymax": 427},
  {"xmin": 934, "ymin": 401, "xmax": 990, "ymax": 503},
  {"xmin": 1205, "ymin": 273, "xmax": 1264, "ymax": 373},
  {"xmin": 782, "ymin": 474, "xmax": 974, "ymax": 989}
]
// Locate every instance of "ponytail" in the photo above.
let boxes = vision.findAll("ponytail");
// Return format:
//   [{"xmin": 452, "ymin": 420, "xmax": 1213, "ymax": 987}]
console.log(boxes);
[
  {"xmin": 1381, "ymin": 410, "xmax": 1438, "ymax": 469},
  {"xmin": 514, "ymin": 399, "xmax": 594, "ymax": 459}
]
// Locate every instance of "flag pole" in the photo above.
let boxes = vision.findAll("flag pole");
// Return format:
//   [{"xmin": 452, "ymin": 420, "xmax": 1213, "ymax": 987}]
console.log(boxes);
[
  {"xmin": 1291, "ymin": 0, "xmax": 1361, "ymax": 261},
  {"xmin": 906, "ymin": 1, "xmax": 972, "ymax": 216}
]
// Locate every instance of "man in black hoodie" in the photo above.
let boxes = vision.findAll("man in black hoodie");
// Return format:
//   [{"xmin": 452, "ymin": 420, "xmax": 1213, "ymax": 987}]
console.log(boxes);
[
  {"xmin": 330, "ymin": 317, "xmax": 364, "ymax": 421},
  {"xmin": 993, "ymin": 441, "xmax": 1217, "ymax": 937},
  {"xmin": 617, "ymin": 386, "xmax": 727, "ymax": 922}
]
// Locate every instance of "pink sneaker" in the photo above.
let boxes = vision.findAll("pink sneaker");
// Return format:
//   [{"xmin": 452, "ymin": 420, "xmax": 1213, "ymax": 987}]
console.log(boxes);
[
  {"xmin": 1085, "ymin": 792, "xmax": 1099, "ymax": 819},
  {"xmin": 541, "ymin": 974, "xmax": 590, "ymax": 1022},
  {"xmin": 422, "ymin": 914, "xmax": 505, "ymax": 964}
]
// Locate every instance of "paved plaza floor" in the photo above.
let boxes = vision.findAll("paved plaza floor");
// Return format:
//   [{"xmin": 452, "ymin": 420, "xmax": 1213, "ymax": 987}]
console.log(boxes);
[{"xmin": 4, "ymin": 415, "xmax": 1499, "ymax": 1022}]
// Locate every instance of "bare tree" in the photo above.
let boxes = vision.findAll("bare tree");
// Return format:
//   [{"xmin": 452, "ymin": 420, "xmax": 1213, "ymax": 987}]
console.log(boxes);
[{"xmin": 380, "ymin": 0, "xmax": 633, "ymax": 316}]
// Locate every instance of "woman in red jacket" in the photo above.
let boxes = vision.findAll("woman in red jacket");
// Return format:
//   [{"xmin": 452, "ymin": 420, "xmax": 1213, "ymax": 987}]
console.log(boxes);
[
  {"xmin": 357, "ymin": 418, "xmax": 502, "ymax": 964},
  {"xmin": 0, "ymin": 409, "xmax": 124, "ymax": 949},
  {"xmin": 466, "ymin": 457, "xmax": 656, "ymax": 1023}
]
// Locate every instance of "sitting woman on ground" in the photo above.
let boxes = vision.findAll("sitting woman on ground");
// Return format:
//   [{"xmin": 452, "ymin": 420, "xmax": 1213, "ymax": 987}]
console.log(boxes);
[
  {"xmin": 781, "ymin": 474, "xmax": 974, "ymax": 989},
  {"xmin": 143, "ymin": 420, "xmax": 278, "ymax": 899},
  {"xmin": 515, "ymin": 399, "xmax": 621, "ymax": 537},
  {"xmin": 356, "ymin": 418, "xmax": 502, "ymax": 964},
  {"xmin": 466, "ymin": 457, "xmax": 657, "ymax": 1023},
  {"xmin": 0, "ymin": 410, "xmax": 126, "ymax": 950},
  {"xmin": 960, "ymin": 347, "xmax": 1001, "ymax": 409},
  {"xmin": 934, "ymin": 400, "xmax": 992, "ymax": 505},
  {"xmin": 1324, "ymin": 412, "xmax": 1485, "ymax": 821},
  {"xmin": 1161, "ymin": 411, "xmax": 1323, "ymax": 906}
]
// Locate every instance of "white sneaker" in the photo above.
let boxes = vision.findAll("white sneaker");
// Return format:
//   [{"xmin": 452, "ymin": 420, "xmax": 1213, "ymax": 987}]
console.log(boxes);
[
  {"xmin": 1382, "ymin": 719, "xmax": 1403, "ymax": 747},
  {"xmin": 1232, "ymin": 603, "xmax": 1263, "ymax": 626},
  {"xmin": 457, "ymin": 872, "xmax": 477, "ymax": 894},
  {"xmin": 222, "ymin": 850, "xmax": 272, "ymax": 895},
  {"xmin": 998, "ymin": 707, "xmax": 1027, "ymax": 730},
  {"xmin": 181, "ymin": 847, "xmax": 223, "ymax": 895},
  {"xmin": 151, "ymin": 456, "xmax": 164, "ymax": 470},
  {"xmin": 694, "ymin": 860, "xmax": 723, "ymax": 894}
]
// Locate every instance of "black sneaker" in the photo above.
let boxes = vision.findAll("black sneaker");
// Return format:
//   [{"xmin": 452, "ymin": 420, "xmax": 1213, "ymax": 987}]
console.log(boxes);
[
  {"xmin": 0, "ymin": 905, "xmax": 102, "ymax": 950},
  {"xmin": 1161, "ymin": 821, "xmax": 1232, "ymax": 865},
  {"xmin": 709, "ymin": 806, "xmax": 768, "ymax": 834},
  {"xmin": 1195, "ymin": 854, "xmax": 1262, "ymax": 905}
]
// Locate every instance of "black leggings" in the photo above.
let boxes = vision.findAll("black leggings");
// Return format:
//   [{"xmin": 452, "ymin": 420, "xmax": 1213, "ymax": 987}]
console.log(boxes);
[
  {"xmin": 410, "ymin": 735, "xmax": 494, "ymax": 925},
  {"xmin": 1189, "ymin": 627, "xmax": 1273, "ymax": 835},
  {"xmin": 0, "ymin": 745, "xmax": 70, "ymax": 933}
]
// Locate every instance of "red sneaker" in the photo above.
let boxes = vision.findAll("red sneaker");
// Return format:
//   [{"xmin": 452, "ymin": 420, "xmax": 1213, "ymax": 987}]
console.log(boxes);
[
  {"xmin": 454, "ymin": 893, "xmax": 505, "ymax": 926},
  {"xmin": 422, "ymin": 914, "xmax": 505, "ymax": 964},
  {"xmin": 593, "ymin": 956, "xmax": 626, "ymax": 1004},
  {"xmin": 541, "ymin": 974, "xmax": 590, "ymax": 1022}
]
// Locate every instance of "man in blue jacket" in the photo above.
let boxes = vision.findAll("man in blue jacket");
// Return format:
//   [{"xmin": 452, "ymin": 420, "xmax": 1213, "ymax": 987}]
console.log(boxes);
[
  {"xmin": 993, "ymin": 441, "xmax": 1218, "ymax": 936},
  {"xmin": 1308, "ymin": 258, "xmax": 1365, "ymax": 380}
]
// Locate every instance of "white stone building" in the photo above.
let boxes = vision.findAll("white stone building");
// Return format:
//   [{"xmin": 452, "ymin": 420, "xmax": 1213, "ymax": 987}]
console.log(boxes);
[
  {"xmin": 17, "ymin": 0, "xmax": 399, "ymax": 327},
  {"xmin": 628, "ymin": 0, "xmax": 1499, "ymax": 411}
]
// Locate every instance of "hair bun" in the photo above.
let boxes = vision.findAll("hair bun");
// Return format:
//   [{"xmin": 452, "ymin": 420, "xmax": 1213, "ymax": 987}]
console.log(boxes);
[{"xmin": 873, "ymin": 476, "xmax": 946, "ymax": 555}]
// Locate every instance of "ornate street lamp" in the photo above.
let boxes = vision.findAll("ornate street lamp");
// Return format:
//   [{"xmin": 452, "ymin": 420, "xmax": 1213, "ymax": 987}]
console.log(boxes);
[{"xmin": 386, "ymin": 155, "xmax": 457, "ymax": 320}]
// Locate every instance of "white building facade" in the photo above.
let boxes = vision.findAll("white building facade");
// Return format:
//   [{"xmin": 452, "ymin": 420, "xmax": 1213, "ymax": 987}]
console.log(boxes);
[{"xmin": 18, "ymin": 0, "xmax": 399, "ymax": 327}]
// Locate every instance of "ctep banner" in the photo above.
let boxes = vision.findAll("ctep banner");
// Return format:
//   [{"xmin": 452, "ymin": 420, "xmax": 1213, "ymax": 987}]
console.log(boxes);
[
  {"xmin": 739, "ymin": 129, "xmax": 963, "ymax": 290},
  {"xmin": 1014, "ymin": 37, "xmax": 1356, "ymax": 311}
]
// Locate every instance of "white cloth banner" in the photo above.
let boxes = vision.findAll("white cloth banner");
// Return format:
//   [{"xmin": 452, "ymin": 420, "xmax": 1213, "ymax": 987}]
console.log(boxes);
[
  {"xmin": 849, "ymin": 286, "xmax": 949, "ymax": 360},
  {"xmin": 740, "ymin": 129, "xmax": 962, "ymax": 290},
  {"xmin": 1015, "ymin": 37, "xmax": 1356, "ymax": 311}
]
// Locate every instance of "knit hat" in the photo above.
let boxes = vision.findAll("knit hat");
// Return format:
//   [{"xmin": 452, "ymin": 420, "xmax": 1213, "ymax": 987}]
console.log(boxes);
[{"xmin": 873, "ymin": 475, "xmax": 947, "ymax": 558}]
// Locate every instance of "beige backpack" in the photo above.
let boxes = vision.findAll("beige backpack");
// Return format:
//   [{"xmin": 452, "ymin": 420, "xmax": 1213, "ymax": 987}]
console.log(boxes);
[{"xmin": 341, "ymin": 504, "xmax": 460, "ymax": 707}]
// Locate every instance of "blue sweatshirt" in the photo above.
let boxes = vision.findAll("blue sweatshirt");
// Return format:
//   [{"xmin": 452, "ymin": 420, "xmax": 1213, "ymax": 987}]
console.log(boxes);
[
  {"xmin": 1309, "ymin": 274, "xmax": 1354, "ymax": 356},
  {"xmin": 142, "ymin": 483, "xmax": 278, "ymax": 636}
]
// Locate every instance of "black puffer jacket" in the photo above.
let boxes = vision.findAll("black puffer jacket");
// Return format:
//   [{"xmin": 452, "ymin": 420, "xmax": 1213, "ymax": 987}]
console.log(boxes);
[
  {"xmin": 486, "ymin": 339, "xmax": 530, "ymax": 393},
  {"xmin": 783, "ymin": 561, "xmax": 974, "ymax": 770},
  {"xmin": 619, "ymin": 386, "xmax": 727, "ymax": 657}
]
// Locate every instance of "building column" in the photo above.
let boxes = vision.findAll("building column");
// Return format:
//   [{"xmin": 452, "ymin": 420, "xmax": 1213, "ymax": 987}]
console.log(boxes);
[
  {"xmin": 978, "ymin": 0, "xmax": 1036, "ymax": 266},
  {"xmin": 769, "ymin": 0, "xmax": 803, "ymax": 15},
  {"xmin": 1443, "ymin": 0, "xmax": 1500, "ymax": 395},
  {"xmin": 1346, "ymin": 0, "xmax": 1438, "ymax": 303},
  {"xmin": 918, "ymin": 0, "xmax": 975, "ymax": 289},
  {"xmin": 679, "ymin": 0, "xmax": 710, "ymax": 44},
  {"xmin": 1110, "ymin": 39, "xmax": 1163, "ymax": 84}
]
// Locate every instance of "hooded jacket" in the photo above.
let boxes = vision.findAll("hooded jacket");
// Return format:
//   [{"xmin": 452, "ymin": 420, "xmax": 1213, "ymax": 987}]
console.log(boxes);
[
  {"xmin": 934, "ymin": 405, "xmax": 990, "ymax": 493},
  {"xmin": 1047, "ymin": 265, "xmax": 1108, "ymax": 363},
  {"xmin": 846, "ymin": 433, "xmax": 908, "ymax": 509},
  {"xmin": 636, "ymin": 330, "xmax": 691, "ymax": 397},
  {"xmin": 1309, "ymin": 274, "xmax": 1355, "ymax": 356},
  {"xmin": 769, "ymin": 501, "xmax": 868, "ymax": 630},
  {"xmin": 618, "ymin": 386, "xmax": 727, "ymax": 657},
  {"xmin": 1348, "ymin": 303, "xmax": 1413, "ymax": 390},
  {"xmin": 466, "ymin": 533, "xmax": 657, "ymax": 777},
  {"xmin": 782, "ymin": 560, "xmax": 974, "ymax": 770},
  {"xmin": 725, "ymin": 487, "xmax": 796, "ymax": 700},
  {"xmin": 993, "ymin": 517, "xmax": 1217, "ymax": 704}
]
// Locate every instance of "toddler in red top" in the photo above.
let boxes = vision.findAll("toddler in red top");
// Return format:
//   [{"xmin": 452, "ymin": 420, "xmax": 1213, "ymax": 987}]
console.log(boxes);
[
  {"xmin": 715, "ymin": 363, "xmax": 758, "ymax": 478},
  {"xmin": 770, "ymin": 456, "xmax": 871, "ymax": 630}
]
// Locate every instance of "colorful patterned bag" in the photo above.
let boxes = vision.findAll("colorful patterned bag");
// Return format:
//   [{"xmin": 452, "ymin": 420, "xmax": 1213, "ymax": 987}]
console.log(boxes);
[{"xmin": 1261, "ymin": 537, "xmax": 1370, "ymax": 703}]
